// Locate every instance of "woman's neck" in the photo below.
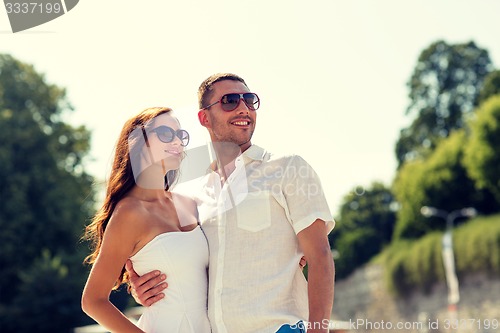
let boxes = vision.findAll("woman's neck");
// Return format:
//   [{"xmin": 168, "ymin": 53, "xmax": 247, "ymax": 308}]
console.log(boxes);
[
  {"xmin": 128, "ymin": 181, "xmax": 172, "ymax": 202},
  {"xmin": 134, "ymin": 163, "xmax": 171, "ymax": 194}
]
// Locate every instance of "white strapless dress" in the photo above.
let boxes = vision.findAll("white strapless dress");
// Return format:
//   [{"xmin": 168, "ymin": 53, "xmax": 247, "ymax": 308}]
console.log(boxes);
[{"xmin": 130, "ymin": 225, "xmax": 211, "ymax": 333}]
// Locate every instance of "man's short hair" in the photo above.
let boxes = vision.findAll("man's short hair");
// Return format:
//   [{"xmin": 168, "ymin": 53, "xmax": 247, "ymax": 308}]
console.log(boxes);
[{"xmin": 198, "ymin": 73, "xmax": 248, "ymax": 109}]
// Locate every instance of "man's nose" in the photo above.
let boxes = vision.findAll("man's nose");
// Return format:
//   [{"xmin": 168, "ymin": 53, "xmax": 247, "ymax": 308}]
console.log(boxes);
[{"xmin": 235, "ymin": 97, "xmax": 250, "ymax": 114}]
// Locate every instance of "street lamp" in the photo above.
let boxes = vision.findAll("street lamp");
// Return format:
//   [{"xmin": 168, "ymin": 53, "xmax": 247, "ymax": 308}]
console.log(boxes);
[
  {"xmin": 421, "ymin": 207, "xmax": 477, "ymax": 230},
  {"xmin": 420, "ymin": 206, "xmax": 477, "ymax": 316}
]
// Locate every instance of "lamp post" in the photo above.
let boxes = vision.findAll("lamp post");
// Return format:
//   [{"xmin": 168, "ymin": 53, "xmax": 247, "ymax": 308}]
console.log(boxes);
[{"xmin": 420, "ymin": 206, "xmax": 477, "ymax": 317}]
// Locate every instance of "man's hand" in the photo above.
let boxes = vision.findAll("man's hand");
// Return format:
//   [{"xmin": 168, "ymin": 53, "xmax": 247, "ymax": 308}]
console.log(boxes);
[
  {"xmin": 299, "ymin": 256, "xmax": 307, "ymax": 270},
  {"xmin": 125, "ymin": 259, "xmax": 168, "ymax": 307}
]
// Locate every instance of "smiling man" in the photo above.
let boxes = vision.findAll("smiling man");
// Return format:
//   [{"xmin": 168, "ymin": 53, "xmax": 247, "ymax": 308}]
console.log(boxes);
[{"xmin": 128, "ymin": 73, "xmax": 335, "ymax": 333}]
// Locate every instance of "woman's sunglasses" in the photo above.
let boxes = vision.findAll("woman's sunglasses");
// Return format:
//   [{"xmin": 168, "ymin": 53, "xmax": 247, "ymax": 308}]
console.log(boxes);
[
  {"xmin": 202, "ymin": 93, "xmax": 260, "ymax": 112},
  {"xmin": 150, "ymin": 126, "xmax": 190, "ymax": 147}
]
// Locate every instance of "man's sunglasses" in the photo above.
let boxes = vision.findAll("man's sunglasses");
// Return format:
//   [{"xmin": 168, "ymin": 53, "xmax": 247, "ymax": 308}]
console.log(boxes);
[
  {"xmin": 149, "ymin": 126, "xmax": 190, "ymax": 146},
  {"xmin": 202, "ymin": 93, "xmax": 260, "ymax": 112}
]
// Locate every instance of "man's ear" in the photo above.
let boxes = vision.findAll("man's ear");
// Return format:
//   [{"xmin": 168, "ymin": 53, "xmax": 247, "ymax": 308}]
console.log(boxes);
[{"xmin": 198, "ymin": 110, "xmax": 210, "ymax": 128}]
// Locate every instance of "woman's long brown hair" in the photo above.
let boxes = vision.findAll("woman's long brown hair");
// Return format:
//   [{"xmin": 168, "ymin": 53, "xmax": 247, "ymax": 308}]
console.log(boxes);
[{"xmin": 83, "ymin": 107, "xmax": 176, "ymax": 289}]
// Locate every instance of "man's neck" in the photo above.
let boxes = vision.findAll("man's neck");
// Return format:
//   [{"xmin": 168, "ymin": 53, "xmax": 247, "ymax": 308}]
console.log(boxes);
[
  {"xmin": 212, "ymin": 142, "xmax": 249, "ymax": 165},
  {"xmin": 211, "ymin": 142, "xmax": 251, "ymax": 182}
]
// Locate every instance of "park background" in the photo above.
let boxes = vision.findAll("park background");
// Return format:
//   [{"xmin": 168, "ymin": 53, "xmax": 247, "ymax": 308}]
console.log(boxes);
[{"xmin": 1, "ymin": 1, "xmax": 500, "ymax": 332}]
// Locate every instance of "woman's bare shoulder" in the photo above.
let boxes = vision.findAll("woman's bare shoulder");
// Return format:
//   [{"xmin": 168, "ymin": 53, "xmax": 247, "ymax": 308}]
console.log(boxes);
[{"xmin": 107, "ymin": 197, "xmax": 149, "ymax": 233}]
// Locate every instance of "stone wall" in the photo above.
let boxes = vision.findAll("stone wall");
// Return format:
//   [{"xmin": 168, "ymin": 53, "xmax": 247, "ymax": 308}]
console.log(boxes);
[{"xmin": 332, "ymin": 264, "xmax": 500, "ymax": 332}]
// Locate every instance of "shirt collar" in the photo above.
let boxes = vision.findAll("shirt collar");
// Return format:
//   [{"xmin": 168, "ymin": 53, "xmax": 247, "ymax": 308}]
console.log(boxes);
[
  {"xmin": 206, "ymin": 144, "xmax": 266, "ymax": 173},
  {"xmin": 241, "ymin": 145, "xmax": 266, "ymax": 162}
]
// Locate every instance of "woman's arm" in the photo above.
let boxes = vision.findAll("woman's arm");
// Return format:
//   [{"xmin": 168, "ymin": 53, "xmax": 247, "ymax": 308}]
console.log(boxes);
[{"xmin": 82, "ymin": 202, "xmax": 145, "ymax": 333}]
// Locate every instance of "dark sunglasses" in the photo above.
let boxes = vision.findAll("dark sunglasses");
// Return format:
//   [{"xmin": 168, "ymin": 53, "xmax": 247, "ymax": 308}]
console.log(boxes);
[
  {"xmin": 149, "ymin": 126, "xmax": 190, "ymax": 146},
  {"xmin": 202, "ymin": 93, "xmax": 260, "ymax": 112}
]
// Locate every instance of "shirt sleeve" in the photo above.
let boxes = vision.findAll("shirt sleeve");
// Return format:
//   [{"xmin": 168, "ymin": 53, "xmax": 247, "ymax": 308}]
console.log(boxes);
[{"xmin": 281, "ymin": 155, "xmax": 335, "ymax": 234}]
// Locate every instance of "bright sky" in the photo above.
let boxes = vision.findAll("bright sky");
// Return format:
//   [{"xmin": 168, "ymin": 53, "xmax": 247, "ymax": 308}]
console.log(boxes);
[{"xmin": 2, "ymin": 0, "xmax": 500, "ymax": 215}]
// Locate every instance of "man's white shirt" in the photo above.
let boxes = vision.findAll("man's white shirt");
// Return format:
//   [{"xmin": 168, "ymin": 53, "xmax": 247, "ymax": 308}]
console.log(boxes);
[{"xmin": 178, "ymin": 145, "xmax": 334, "ymax": 333}]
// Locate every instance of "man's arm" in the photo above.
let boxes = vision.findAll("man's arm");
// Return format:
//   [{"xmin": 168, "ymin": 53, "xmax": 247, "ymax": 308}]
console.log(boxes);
[
  {"xmin": 297, "ymin": 219, "xmax": 335, "ymax": 333},
  {"xmin": 125, "ymin": 260, "xmax": 168, "ymax": 306}
]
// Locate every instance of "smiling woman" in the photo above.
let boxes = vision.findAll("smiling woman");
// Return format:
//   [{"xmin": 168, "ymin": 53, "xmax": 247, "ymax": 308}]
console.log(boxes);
[{"xmin": 81, "ymin": 107, "xmax": 211, "ymax": 333}]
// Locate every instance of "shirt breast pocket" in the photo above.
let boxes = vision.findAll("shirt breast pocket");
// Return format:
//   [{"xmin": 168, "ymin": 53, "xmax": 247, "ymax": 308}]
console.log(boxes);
[{"xmin": 235, "ymin": 191, "xmax": 272, "ymax": 232}]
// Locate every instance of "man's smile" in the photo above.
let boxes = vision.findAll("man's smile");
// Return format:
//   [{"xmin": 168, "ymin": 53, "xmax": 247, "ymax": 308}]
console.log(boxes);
[{"xmin": 230, "ymin": 118, "xmax": 252, "ymax": 127}]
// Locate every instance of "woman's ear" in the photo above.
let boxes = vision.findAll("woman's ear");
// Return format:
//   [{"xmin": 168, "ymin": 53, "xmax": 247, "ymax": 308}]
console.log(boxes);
[{"xmin": 198, "ymin": 110, "xmax": 210, "ymax": 128}]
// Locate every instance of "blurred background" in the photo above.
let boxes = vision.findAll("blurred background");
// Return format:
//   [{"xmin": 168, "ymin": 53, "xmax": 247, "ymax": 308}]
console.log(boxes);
[{"xmin": 1, "ymin": 1, "xmax": 499, "ymax": 332}]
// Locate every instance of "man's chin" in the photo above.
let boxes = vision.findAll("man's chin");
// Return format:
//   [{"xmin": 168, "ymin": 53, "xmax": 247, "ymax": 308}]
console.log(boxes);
[{"xmin": 238, "ymin": 139, "xmax": 251, "ymax": 147}]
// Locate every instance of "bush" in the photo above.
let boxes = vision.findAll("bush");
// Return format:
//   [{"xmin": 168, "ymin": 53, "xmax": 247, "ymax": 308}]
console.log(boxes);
[
  {"xmin": 454, "ymin": 214, "xmax": 500, "ymax": 275},
  {"xmin": 384, "ymin": 233, "xmax": 443, "ymax": 296},
  {"xmin": 384, "ymin": 214, "xmax": 500, "ymax": 297}
]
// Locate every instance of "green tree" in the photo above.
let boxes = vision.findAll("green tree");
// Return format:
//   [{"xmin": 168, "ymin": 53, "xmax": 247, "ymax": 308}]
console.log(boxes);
[
  {"xmin": 395, "ymin": 40, "xmax": 492, "ymax": 167},
  {"xmin": 477, "ymin": 70, "xmax": 500, "ymax": 104},
  {"xmin": 330, "ymin": 182, "xmax": 397, "ymax": 278},
  {"xmin": 393, "ymin": 130, "xmax": 497, "ymax": 239},
  {"xmin": 464, "ymin": 95, "xmax": 500, "ymax": 202},
  {"xmin": 0, "ymin": 54, "xmax": 95, "ymax": 332}
]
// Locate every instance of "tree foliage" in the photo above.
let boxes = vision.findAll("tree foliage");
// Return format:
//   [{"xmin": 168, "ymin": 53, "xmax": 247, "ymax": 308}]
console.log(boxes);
[
  {"xmin": 336, "ymin": 40, "xmax": 500, "ymax": 284},
  {"xmin": 464, "ymin": 95, "xmax": 500, "ymax": 202},
  {"xmin": 0, "ymin": 54, "xmax": 96, "ymax": 332},
  {"xmin": 393, "ymin": 130, "xmax": 497, "ymax": 240},
  {"xmin": 330, "ymin": 182, "xmax": 396, "ymax": 278},
  {"xmin": 477, "ymin": 70, "xmax": 500, "ymax": 104},
  {"xmin": 396, "ymin": 40, "xmax": 492, "ymax": 166},
  {"xmin": 384, "ymin": 233, "xmax": 444, "ymax": 297}
]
